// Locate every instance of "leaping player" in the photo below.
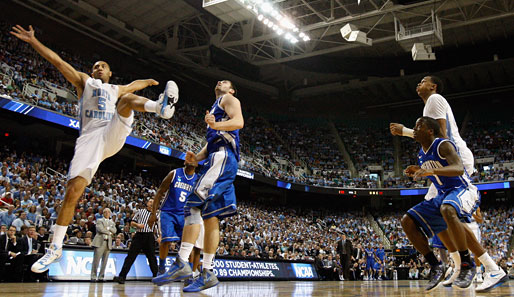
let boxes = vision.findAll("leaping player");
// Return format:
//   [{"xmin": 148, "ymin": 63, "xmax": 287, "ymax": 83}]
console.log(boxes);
[
  {"xmin": 390, "ymin": 76, "xmax": 506, "ymax": 291},
  {"xmin": 10, "ymin": 25, "xmax": 178, "ymax": 273},
  {"xmin": 152, "ymin": 80, "xmax": 243, "ymax": 292},
  {"xmin": 401, "ymin": 117, "xmax": 508, "ymax": 292}
]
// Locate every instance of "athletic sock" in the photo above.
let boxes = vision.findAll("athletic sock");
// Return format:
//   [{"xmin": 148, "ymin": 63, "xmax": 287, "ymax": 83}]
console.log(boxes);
[
  {"xmin": 203, "ymin": 253, "xmax": 215, "ymax": 270},
  {"xmin": 458, "ymin": 250, "xmax": 472, "ymax": 268},
  {"xmin": 143, "ymin": 100, "xmax": 158, "ymax": 113},
  {"xmin": 450, "ymin": 251, "xmax": 461, "ymax": 270},
  {"xmin": 178, "ymin": 242, "xmax": 194, "ymax": 263},
  {"xmin": 478, "ymin": 252, "xmax": 499, "ymax": 272},
  {"xmin": 424, "ymin": 251, "xmax": 440, "ymax": 266},
  {"xmin": 51, "ymin": 224, "xmax": 68, "ymax": 249}
]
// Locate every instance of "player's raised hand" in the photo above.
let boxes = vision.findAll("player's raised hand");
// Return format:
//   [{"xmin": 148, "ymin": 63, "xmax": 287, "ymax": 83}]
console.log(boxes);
[
  {"xmin": 146, "ymin": 79, "xmax": 159, "ymax": 86},
  {"xmin": 10, "ymin": 25, "xmax": 36, "ymax": 44},
  {"xmin": 205, "ymin": 110, "xmax": 216, "ymax": 128},
  {"xmin": 390, "ymin": 123, "xmax": 404, "ymax": 136},
  {"xmin": 404, "ymin": 165, "xmax": 421, "ymax": 177}
]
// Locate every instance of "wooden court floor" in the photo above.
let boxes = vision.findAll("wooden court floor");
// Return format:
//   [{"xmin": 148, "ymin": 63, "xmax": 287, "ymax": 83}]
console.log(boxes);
[{"xmin": 0, "ymin": 280, "xmax": 512, "ymax": 297}]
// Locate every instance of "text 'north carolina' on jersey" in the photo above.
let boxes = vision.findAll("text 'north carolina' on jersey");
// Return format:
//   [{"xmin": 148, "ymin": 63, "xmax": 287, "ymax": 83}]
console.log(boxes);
[
  {"xmin": 79, "ymin": 77, "xmax": 119, "ymax": 134},
  {"xmin": 160, "ymin": 168, "xmax": 198, "ymax": 214},
  {"xmin": 417, "ymin": 138, "xmax": 472, "ymax": 193},
  {"xmin": 206, "ymin": 96, "xmax": 241, "ymax": 161}
]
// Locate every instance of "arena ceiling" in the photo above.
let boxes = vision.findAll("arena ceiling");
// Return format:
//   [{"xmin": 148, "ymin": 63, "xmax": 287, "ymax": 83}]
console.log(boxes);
[{"xmin": 11, "ymin": 0, "xmax": 514, "ymax": 102}]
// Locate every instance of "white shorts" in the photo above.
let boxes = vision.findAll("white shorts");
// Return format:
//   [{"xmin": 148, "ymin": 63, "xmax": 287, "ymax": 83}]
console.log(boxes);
[
  {"xmin": 459, "ymin": 146, "xmax": 475, "ymax": 176},
  {"xmin": 67, "ymin": 112, "xmax": 133, "ymax": 185},
  {"xmin": 194, "ymin": 222, "xmax": 204, "ymax": 250}
]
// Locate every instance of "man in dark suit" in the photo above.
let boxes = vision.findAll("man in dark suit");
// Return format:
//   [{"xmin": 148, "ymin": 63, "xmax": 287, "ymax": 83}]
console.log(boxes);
[
  {"xmin": 0, "ymin": 225, "xmax": 25, "ymax": 281},
  {"xmin": 19, "ymin": 225, "xmax": 40, "ymax": 281},
  {"xmin": 337, "ymin": 233, "xmax": 353, "ymax": 280}
]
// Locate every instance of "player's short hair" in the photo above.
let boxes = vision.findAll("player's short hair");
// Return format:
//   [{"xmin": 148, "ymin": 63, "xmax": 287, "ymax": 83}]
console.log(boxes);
[
  {"xmin": 427, "ymin": 75, "xmax": 444, "ymax": 94},
  {"xmin": 228, "ymin": 80, "xmax": 237, "ymax": 96},
  {"xmin": 420, "ymin": 116, "xmax": 442, "ymax": 137}
]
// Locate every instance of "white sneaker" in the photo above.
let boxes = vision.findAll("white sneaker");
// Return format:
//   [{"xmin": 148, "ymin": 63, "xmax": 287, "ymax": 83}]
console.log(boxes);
[
  {"xmin": 442, "ymin": 268, "xmax": 459, "ymax": 287},
  {"xmin": 476, "ymin": 268, "xmax": 508, "ymax": 292},
  {"xmin": 157, "ymin": 81, "xmax": 178, "ymax": 119},
  {"xmin": 31, "ymin": 243, "xmax": 62, "ymax": 273}
]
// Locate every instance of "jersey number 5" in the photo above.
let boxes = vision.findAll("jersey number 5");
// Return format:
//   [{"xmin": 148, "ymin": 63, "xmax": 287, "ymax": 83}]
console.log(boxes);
[
  {"xmin": 179, "ymin": 191, "xmax": 187, "ymax": 202},
  {"xmin": 98, "ymin": 97, "xmax": 106, "ymax": 110}
]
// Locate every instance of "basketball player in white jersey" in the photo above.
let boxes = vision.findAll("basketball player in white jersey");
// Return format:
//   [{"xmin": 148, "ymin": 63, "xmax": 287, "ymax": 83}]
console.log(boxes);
[
  {"xmin": 390, "ymin": 76, "xmax": 507, "ymax": 291},
  {"xmin": 10, "ymin": 25, "xmax": 178, "ymax": 273}
]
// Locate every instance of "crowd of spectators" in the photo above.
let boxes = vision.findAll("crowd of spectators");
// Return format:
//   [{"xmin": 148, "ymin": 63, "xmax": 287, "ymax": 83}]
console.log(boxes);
[{"xmin": 1, "ymin": 143, "xmax": 513, "ymax": 282}]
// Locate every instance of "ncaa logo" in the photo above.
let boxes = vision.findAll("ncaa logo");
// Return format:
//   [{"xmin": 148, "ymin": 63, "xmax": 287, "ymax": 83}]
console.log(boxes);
[
  {"xmin": 69, "ymin": 119, "xmax": 80, "ymax": 129},
  {"xmin": 159, "ymin": 145, "xmax": 171, "ymax": 156},
  {"xmin": 292, "ymin": 263, "xmax": 314, "ymax": 278}
]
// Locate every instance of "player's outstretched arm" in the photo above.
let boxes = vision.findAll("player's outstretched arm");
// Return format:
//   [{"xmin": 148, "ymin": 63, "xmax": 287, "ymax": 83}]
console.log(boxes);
[
  {"xmin": 148, "ymin": 170, "xmax": 176, "ymax": 227},
  {"xmin": 118, "ymin": 79, "xmax": 159, "ymax": 97},
  {"xmin": 413, "ymin": 142, "xmax": 464, "ymax": 179},
  {"xmin": 10, "ymin": 25, "xmax": 88, "ymax": 91},
  {"xmin": 205, "ymin": 94, "xmax": 244, "ymax": 131}
]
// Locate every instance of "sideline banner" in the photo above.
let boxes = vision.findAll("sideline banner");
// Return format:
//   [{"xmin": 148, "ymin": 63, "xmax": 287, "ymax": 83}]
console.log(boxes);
[{"xmin": 48, "ymin": 248, "xmax": 318, "ymax": 281}]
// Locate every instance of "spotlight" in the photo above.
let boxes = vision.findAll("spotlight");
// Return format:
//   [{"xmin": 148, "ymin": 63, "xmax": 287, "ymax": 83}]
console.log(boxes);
[{"xmin": 257, "ymin": 14, "xmax": 264, "ymax": 21}]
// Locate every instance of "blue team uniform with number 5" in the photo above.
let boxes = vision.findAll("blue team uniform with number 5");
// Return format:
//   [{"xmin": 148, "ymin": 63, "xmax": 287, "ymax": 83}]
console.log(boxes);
[{"xmin": 159, "ymin": 168, "xmax": 197, "ymax": 242}]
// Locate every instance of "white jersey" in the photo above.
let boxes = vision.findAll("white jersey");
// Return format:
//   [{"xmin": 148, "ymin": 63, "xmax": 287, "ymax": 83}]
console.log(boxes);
[
  {"xmin": 80, "ymin": 77, "xmax": 119, "ymax": 134},
  {"xmin": 423, "ymin": 93, "xmax": 475, "ymax": 175}
]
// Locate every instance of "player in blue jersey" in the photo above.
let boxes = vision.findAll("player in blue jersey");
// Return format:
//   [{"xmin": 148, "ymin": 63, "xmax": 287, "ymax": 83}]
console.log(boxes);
[
  {"xmin": 401, "ymin": 117, "xmax": 507, "ymax": 292},
  {"xmin": 374, "ymin": 244, "xmax": 386, "ymax": 280},
  {"xmin": 365, "ymin": 245, "xmax": 375, "ymax": 280},
  {"xmin": 153, "ymin": 80, "xmax": 243, "ymax": 292},
  {"xmin": 148, "ymin": 161, "xmax": 200, "ymax": 275}
]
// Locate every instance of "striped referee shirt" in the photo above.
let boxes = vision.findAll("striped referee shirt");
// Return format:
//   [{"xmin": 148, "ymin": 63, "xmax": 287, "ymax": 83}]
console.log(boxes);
[{"xmin": 132, "ymin": 208, "xmax": 158, "ymax": 233}]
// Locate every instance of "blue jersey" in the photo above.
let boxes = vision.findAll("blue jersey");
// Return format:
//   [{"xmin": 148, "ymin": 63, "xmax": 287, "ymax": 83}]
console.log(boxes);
[
  {"xmin": 365, "ymin": 248, "xmax": 374, "ymax": 260},
  {"xmin": 418, "ymin": 138, "xmax": 471, "ymax": 193},
  {"xmin": 206, "ymin": 96, "xmax": 241, "ymax": 161},
  {"xmin": 160, "ymin": 168, "xmax": 197, "ymax": 214}
]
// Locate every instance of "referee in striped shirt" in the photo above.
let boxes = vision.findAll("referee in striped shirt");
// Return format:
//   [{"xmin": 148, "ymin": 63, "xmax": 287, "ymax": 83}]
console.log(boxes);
[{"xmin": 114, "ymin": 199, "xmax": 159, "ymax": 283}]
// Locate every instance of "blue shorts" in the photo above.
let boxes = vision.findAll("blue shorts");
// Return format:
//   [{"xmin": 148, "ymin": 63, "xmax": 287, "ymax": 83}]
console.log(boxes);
[
  {"xmin": 160, "ymin": 211, "xmax": 184, "ymax": 242},
  {"xmin": 373, "ymin": 262, "xmax": 382, "ymax": 271},
  {"xmin": 366, "ymin": 259, "xmax": 375, "ymax": 270},
  {"xmin": 431, "ymin": 234, "xmax": 446, "ymax": 249},
  {"xmin": 186, "ymin": 147, "xmax": 237, "ymax": 220},
  {"xmin": 407, "ymin": 186, "xmax": 480, "ymax": 238}
]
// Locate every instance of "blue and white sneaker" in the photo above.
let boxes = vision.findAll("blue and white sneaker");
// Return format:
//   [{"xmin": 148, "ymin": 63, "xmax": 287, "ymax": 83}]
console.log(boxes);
[
  {"xmin": 156, "ymin": 80, "xmax": 178, "ymax": 119},
  {"xmin": 152, "ymin": 257, "xmax": 192, "ymax": 286},
  {"xmin": 476, "ymin": 268, "xmax": 508, "ymax": 292},
  {"xmin": 31, "ymin": 243, "xmax": 62, "ymax": 273},
  {"xmin": 183, "ymin": 269, "xmax": 219, "ymax": 292}
]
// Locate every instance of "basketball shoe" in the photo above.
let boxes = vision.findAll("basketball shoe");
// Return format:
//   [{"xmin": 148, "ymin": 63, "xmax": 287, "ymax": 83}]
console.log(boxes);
[
  {"xmin": 476, "ymin": 268, "xmax": 508, "ymax": 292},
  {"xmin": 31, "ymin": 243, "xmax": 62, "ymax": 273},
  {"xmin": 157, "ymin": 80, "xmax": 179, "ymax": 119},
  {"xmin": 152, "ymin": 257, "xmax": 192, "ymax": 286},
  {"xmin": 183, "ymin": 268, "xmax": 219, "ymax": 292}
]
